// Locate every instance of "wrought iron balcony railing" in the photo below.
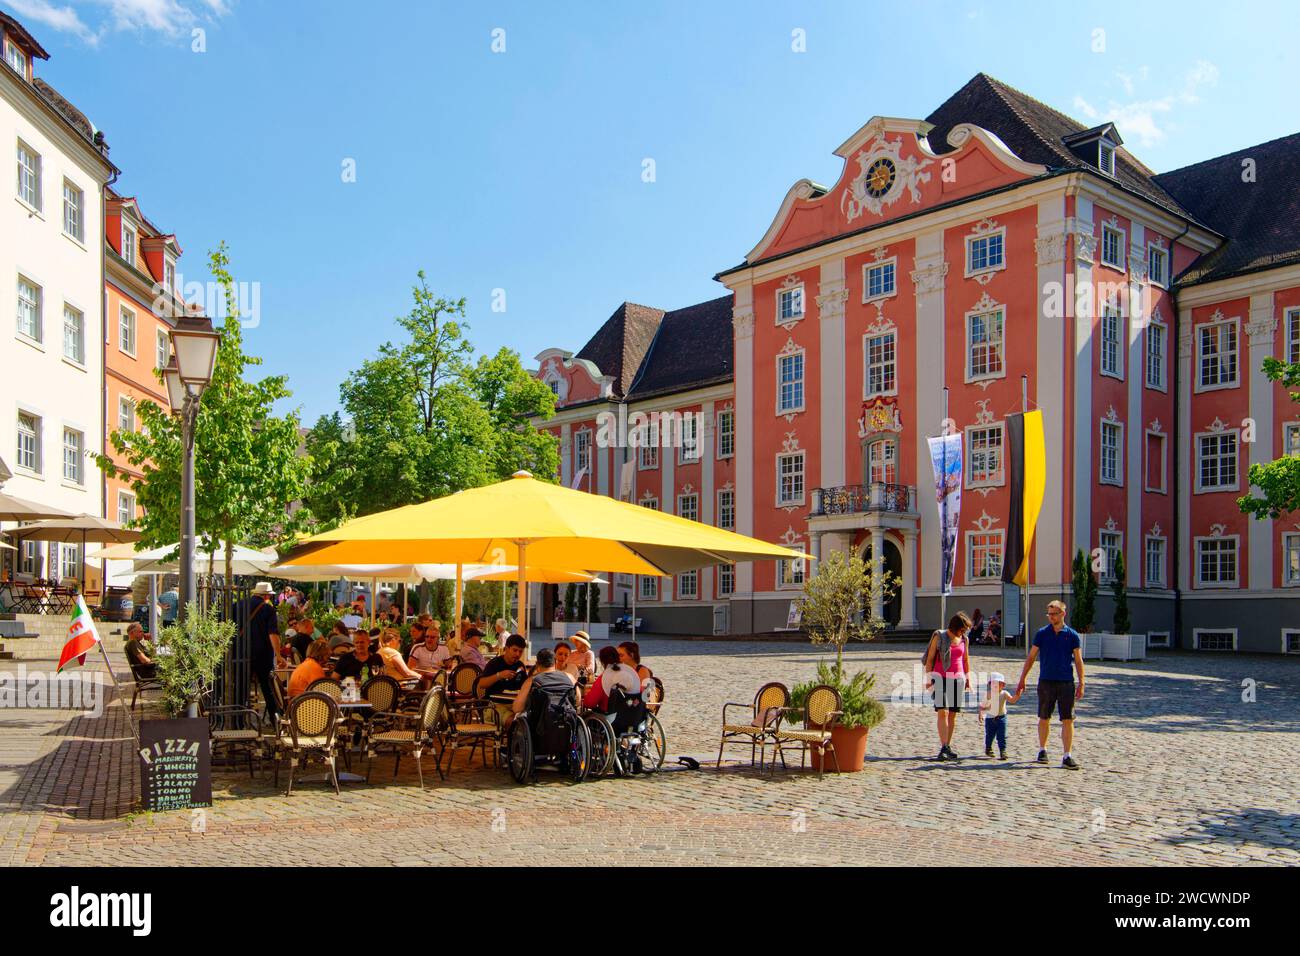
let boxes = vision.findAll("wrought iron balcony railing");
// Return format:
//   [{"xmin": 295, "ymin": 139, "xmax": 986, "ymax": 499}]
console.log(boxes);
[{"xmin": 811, "ymin": 482, "xmax": 917, "ymax": 517}]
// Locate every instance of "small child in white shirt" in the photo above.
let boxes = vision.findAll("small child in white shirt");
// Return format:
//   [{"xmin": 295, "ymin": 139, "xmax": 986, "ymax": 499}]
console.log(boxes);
[{"xmin": 979, "ymin": 671, "xmax": 1021, "ymax": 760}]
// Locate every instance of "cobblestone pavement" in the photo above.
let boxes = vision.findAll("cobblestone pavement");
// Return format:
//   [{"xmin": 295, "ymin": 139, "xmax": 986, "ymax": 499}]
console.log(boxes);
[{"xmin": 1, "ymin": 640, "xmax": 1297, "ymax": 866}]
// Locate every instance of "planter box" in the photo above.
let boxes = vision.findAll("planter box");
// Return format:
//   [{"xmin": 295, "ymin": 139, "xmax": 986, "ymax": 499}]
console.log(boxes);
[
  {"xmin": 1098, "ymin": 632, "xmax": 1146, "ymax": 661},
  {"xmin": 550, "ymin": 622, "xmax": 610, "ymax": 643},
  {"xmin": 1080, "ymin": 633, "xmax": 1104, "ymax": 660}
]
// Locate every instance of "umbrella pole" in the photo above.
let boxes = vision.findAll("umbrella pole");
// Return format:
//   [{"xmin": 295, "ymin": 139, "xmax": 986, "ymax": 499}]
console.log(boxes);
[
  {"xmin": 454, "ymin": 563, "xmax": 463, "ymax": 648},
  {"xmin": 371, "ymin": 576, "xmax": 378, "ymax": 627},
  {"xmin": 632, "ymin": 580, "xmax": 637, "ymax": 641},
  {"xmin": 149, "ymin": 574, "xmax": 159, "ymax": 638},
  {"xmin": 517, "ymin": 542, "xmax": 528, "ymax": 657}
]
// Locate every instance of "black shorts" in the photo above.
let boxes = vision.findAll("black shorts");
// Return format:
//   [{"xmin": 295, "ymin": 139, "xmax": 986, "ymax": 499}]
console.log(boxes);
[
  {"xmin": 933, "ymin": 675, "xmax": 964, "ymax": 712},
  {"xmin": 1037, "ymin": 680, "xmax": 1076, "ymax": 721}
]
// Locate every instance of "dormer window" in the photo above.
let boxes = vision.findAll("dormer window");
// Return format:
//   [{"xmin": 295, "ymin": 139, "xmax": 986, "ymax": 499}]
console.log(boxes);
[
  {"xmin": 1098, "ymin": 140, "xmax": 1116, "ymax": 176},
  {"xmin": 164, "ymin": 256, "xmax": 177, "ymax": 293},
  {"xmin": 121, "ymin": 222, "xmax": 136, "ymax": 265},
  {"xmin": 5, "ymin": 40, "xmax": 27, "ymax": 79}
]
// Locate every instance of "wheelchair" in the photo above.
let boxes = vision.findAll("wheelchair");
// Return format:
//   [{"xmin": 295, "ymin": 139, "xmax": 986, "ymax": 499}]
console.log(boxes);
[
  {"xmin": 584, "ymin": 686, "xmax": 666, "ymax": 777},
  {"xmin": 506, "ymin": 679, "xmax": 592, "ymax": 784}
]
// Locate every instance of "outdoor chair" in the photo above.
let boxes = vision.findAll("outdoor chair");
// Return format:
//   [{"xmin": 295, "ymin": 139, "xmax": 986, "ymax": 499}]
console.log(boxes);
[
  {"xmin": 200, "ymin": 690, "xmax": 266, "ymax": 778},
  {"xmin": 446, "ymin": 662, "xmax": 482, "ymax": 717},
  {"xmin": 644, "ymin": 676, "xmax": 665, "ymax": 716},
  {"xmin": 358, "ymin": 675, "xmax": 402, "ymax": 746},
  {"xmin": 717, "ymin": 682, "xmax": 789, "ymax": 770},
  {"xmin": 305, "ymin": 677, "xmax": 355, "ymax": 769},
  {"xmin": 127, "ymin": 659, "xmax": 163, "ymax": 711},
  {"xmin": 770, "ymin": 684, "xmax": 843, "ymax": 779},
  {"xmin": 366, "ymin": 685, "xmax": 446, "ymax": 789},
  {"xmin": 275, "ymin": 691, "xmax": 341, "ymax": 795},
  {"xmin": 438, "ymin": 695, "xmax": 500, "ymax": 775}
]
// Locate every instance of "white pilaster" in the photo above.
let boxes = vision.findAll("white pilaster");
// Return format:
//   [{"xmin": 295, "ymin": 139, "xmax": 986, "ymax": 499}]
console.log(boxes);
[
  {"xmin": 560, "ymin": 422, "xmax": 572, "ymax": 486},
  {"xmin": 1177, "ymin": 309, "xmax": 1194, "ymax": 591},
  {"xmin": 818, "ymin": 260, "xmax": 848, "ymax": 489},
  {"xmin": 1035, "ymin": 197, "xmax": 1068, "ymax": 585},
  {"xmin": 1126, "ymin": 223, "xmax": 1145, "ymax": 588},
  {"xmin": 701, "ymin": 399, "xmax": 715, "ymax": 601},
  {"xmin": 900, "ymin": 528, "xmax": 919, "ymax": 629},
  {"xmin": 732, "ymin": 288, "xmax": 756, "ymax": 597},
  {"xmin": 869, "ymin": 528, "xmax": 885, "ymax": 621},
  {"xmin": 1072, "ymin": 199, "xmax": 1096, "ymax": 558},
  {"xmin": 1247, "ymin": 292, "xmax": 1277, "ymax": 589},
  {"xmin": 911, "ymin": 230, "xmax": 948, "ymax": 593}
]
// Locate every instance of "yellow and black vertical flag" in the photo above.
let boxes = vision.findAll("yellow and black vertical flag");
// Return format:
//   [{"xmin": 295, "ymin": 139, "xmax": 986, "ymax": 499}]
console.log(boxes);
[{"xmin": 1002, "ymin": 410, "xmax": 1047, "ymax": 587}]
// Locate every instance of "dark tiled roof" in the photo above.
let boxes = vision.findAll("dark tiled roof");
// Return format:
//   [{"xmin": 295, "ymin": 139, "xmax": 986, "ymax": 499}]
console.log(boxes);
[
  {"xmin": 925, "ymin": 73, "xmax": 1193, "ymax": 220},
  {"xmin": 626, "ymin": 295, "xmax": 733, "ymax": 399},
  {"xmin": 1153, "ymin": 132, "xmax": 1300, "ymax": 285},
  {"xmin": 575, "ymin": 302, "xmax": 664, "ymax": 397}
]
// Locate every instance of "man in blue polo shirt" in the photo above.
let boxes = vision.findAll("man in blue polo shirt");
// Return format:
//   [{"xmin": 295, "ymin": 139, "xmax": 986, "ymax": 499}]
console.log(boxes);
[{"xmin": 1015, "ymin": 599, "xmax": 1085, "ymax": 769}]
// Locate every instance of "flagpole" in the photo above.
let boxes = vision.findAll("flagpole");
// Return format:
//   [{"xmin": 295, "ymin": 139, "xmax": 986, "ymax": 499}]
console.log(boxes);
[
  {"xmin": 97, "ymin": 640, "xmax": 140, "ymax": 749},
  {"xmin": 939, "ymin": 387, "xmax": 949, "ymax": 633},
  {"xmin": 1022, "ymin": 375, "xmax": 1031, "ymax": 660}
]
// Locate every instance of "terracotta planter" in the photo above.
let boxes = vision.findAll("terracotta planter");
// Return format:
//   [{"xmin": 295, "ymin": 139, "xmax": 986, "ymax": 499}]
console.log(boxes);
[{"xmin": 810, "ymin": 725, "xmax": 870, "ymax": 773}]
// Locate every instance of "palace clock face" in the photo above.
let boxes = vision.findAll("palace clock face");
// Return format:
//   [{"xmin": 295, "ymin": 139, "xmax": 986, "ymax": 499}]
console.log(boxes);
[{"xmin": 864, "ymin": 157, "xmax": 897, "ymax": 198}]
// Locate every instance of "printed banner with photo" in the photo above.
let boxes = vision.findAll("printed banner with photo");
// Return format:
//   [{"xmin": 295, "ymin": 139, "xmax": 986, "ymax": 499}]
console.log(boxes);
[{"xmin": 927, "ymin": 434, "xmax": 963, "ymax": 596}]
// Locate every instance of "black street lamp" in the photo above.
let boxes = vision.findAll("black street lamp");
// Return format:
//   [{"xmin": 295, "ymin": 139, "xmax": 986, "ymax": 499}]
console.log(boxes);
[{"xmin": 163, "ymin": 311, "xmax": 220, "ymax": 626}]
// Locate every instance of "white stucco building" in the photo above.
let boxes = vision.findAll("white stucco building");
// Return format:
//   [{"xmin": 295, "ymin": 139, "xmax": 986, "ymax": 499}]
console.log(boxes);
[{"xmin": 2, "ymin": 14, "xmax": 117, "ymax": 583}]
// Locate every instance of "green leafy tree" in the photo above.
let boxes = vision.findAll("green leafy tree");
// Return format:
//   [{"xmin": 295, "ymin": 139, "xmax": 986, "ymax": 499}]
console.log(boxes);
[
  {"xmin": 98, "ymin": 244, "xmax": 311, "ymax": 585},
  {"xmin": 1111, "ymin": 551, "xmax": 1131, "ymax": 634},
  {"xmin": 587, "ymin": 582, "xmax": 600, "ymax": 623},
  {"xmin": 799, "ymin": 549, "xmax": 898, "ymax": 676},
  {"xmin": 564, "ymin": 583, "xmax": 578, "ymax": 621},
  {"xmin": 465, "ymin": 347, "xmax": 559, "ymax": 479},
  {"xmin": 300, "ymin": 412, "xmax": 355, "ymax": 529},
  {"xmin": 1239, "ymin": 356, "xmax": 1300, "ymax": 519},
  {"xmin": 1070, "ymin": 548, "xmax": 1097, "ymax": 633}
]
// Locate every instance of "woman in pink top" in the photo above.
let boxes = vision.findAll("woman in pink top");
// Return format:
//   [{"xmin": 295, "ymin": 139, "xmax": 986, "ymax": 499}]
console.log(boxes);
[{"xmin": 924, "ymin": 611, "xmax": 973, "ymax": 761}]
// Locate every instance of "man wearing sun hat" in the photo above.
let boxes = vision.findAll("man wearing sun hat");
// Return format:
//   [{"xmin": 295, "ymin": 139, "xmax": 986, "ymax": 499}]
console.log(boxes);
[
  {"xmin": 242, "ymin": 581, "xmax": 282, "ymax": 720},
  {"xmin": 569, "ymin": 631, "xmax": 595, "ymax": 674}
]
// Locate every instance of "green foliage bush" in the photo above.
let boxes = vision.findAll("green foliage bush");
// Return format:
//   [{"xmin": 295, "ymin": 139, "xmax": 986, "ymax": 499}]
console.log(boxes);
[
  {"xmin": 788, "ymin": 661, "xmax": 885, "ymax": 731},
  {"xmin": 156, "ymin": 603, "xmax": 236, "ymax": 717}
]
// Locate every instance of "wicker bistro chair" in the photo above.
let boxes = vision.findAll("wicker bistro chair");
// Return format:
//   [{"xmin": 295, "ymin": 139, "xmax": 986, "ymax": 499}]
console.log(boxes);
[
  {"xmin": 446, "ymin": 662, "xmax": 482, "ymax": 718},
  {"xmin": 127, "ymin": 660, "xmax": 162, "ymax": 711},
  {"xmin": 770, "ymin": 684, "xmax": 843, "ymax": 779},
  {"xmin": 275, "ymin": 691, "xmax": 342, "ymax": 795},
  {"xmin": 717, "ymin": 682, "xmax": 789, "ymax": 769},
  {"xmin": 305, "ymin": 676, "xmax": 354, "ymax": 770},
  {"xmin": 438, "ymin": 695, "xmax": 501, "ymax": 774},
  {"xmin": 366, "ymin": 685, "xmax": 447, "ymax": 789}
]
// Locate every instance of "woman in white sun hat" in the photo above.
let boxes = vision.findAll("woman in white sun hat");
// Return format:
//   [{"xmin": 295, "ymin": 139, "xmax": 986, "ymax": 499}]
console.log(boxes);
[{"xmin": 569, "ymin": 631, "xmax": 595, "ymax": 676}]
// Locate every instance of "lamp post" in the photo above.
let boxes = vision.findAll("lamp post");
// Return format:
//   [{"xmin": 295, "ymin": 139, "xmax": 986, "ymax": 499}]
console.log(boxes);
[{"xmin": 163, "ymin": 311, "xmax": 220, "ymax": 627}]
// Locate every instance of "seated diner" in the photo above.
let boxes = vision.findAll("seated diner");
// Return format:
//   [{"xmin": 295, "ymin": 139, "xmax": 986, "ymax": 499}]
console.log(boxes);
[
  {"xmin": 582, "ymin": 645, "xmax": 641, "ymax": 713},
  {"xmin": 288, "ymin": 639, "xmax": 331, "ymax": 698}
]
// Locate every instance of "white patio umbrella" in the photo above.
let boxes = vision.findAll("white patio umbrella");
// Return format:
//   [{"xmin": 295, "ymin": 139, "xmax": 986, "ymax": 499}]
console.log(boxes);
[{"xmin": 9, "ymin": 515, "xmax": 141, "ymax": 592}]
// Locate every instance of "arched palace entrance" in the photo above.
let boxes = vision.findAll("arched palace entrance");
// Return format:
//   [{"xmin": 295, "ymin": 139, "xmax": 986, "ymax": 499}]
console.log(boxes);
[{"xmin": 862, "ymin": 537, "xmax": 903, "ymax": 627}]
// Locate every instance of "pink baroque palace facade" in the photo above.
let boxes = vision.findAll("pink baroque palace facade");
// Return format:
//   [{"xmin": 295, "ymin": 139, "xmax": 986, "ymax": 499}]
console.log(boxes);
[{"xmin": 532, "ymin": 74, "xmax": 1300, "ymax": 654}]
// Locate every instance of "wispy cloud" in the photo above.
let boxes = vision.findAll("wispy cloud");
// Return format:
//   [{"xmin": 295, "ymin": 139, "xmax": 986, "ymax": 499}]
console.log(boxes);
[
  {"xmin": 1074, "ymin": 60, "xmax": 1219, "ymax": 148},
  {"xmin": 2, "ymin": 0, "xmax": 231, "ymax": 44}
]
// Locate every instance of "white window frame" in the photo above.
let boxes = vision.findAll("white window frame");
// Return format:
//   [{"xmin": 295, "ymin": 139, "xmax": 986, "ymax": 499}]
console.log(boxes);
[
  {"xmin": 60, "ymin": 303, "xmax": 85, "ymax": 366},
  {"xmin": 964, "ymin": 228, "xmax": 1006, "ymax": 277},
  {"xmin": 16, "ymin": 139, "xmax": 40, "ymax": 211},
  {"xmin": 5, "ymin": 39, "xmax": 29, "ymax": 77},
  {"xmin": 965, "ymin": 307, "xmax": 1005, "ymax": 383},
  {"xmin": 118, "ymin": 395, "xmax": 135, "ymax": 434},
  {"xmin": 1195, "ymin": 317, "xmax": 1239, "ymax": 392},
  {"xmin": 1285, "ymin": 422, "xmax": 1300, "ymax": 458},
  {"xmin": 1098, "ymin": 530, "xmax": 1123, "ymax": 585},
  {"xmin": 1283, "ymin": 629, "xmax": 1300, "ymax": 655},
  {"xmin": 1100, "ymin": 302, "xmax": 1124, "ymax": 379},
  {"xmin": 676, "ymin": 492, "xmax": 699, "ymax": 523},
  {"xmin": 121, "ymin": 222, "xmax": 137, "ymax": 265},
  {"xmin": 776, "ymin": 350, "xmax": 805, "ymax": 414},
  {"xmin": 1100, "ymin": 223, "xmax": 1126, "ymax": 270},
  {"xmin": 717, "ymin": 564, "xmax": 735, "ymax": 597},
  {"xmin": 1194, "ymin": 535, "xmax": 1240, "ymax": 589},
  {"xmin": 573, "ymin": 428, "xmax": 591, "ymax": 476},
  {"xmin": 1099, "ymin": 419, "xmax": 1124, "ymax": 486},
  {"xmin": 16, "ymin": 411, "xmax": 40, "ymax": 474},
  {"xmin": 1194, "ymin": 430, "xmax": 1238, "ymax": 493},
  {"xmin": 865, "ymin": 436, "xmax": 898, "ymax": 485},
  {"xmin": 1147, "ymin": 243, "xmax": 1168, "ymax": 287},
  {"xmin": 862, "ymin": 258, "xmax": 897, "ymax": 303},
  {"xmin": 863, "ymin": 329, "xmax": 897, "ymax": 398},
  {"xmin": 676, "ymin": 569, "xmax": 698, "ymax": 600},
  {"xmin": 156, "ymin": 328, "xmax": 170, "ymax": 370},
  {"xmin": 965, "ymin": 530, "xmax": 1005, "ymax": 583},
  {"xmin": 636, "ymin": 421, "xmax": 659, "ymax": 470},
  {"xmin": 1147, "ymin": 631, "xmax": 1171, "ymax": 648},
  {"xmin": 1145, "ymin": 317, "xmax": 1167, "ymax": 391},
  {"xmin": 716, "ymin": 409, "xmax": 734, "ymax": 459},
  {"xmin": 776, "ymin": 451, "xmax": 805, "ymax": 507},
  {"xmin": 776, "ymin": 557, "xmax": 806, "ymax": 590},
  {"xmin": 677, "ymin": 414, "xmax": 700, "ymax": 464},
  {"xmin": 638, "ymin": 575, "xmax": 658, "ymax": 602},
  {"xmin": 61, "ymin": 427, "xmax": 83, "ymax": 485},
  {"xmin": 965, "ymin": 423, "xmax": 1004, "ymax": 488},
  {"xmin": 1192, "ymin": 628, "xmax": 1237, "ymax": 651},
  {"xmin": 16, "ymin": 275, "xmax": 41, "ymax": 342},
  {"xmin": 776, "ymin": 284, "xmax": 804, "ymax": 323},
  {"xmin": 117, "ymin": 490, "xmax": 137, "ymax": 527},
  {"xmin": 717, "ymin": 488, "xmax": 735, "ymax": 531},
  {"xmin": 1144, "ymin": 429, "xmax": 1167, "ymax": 494},
  {"xmin": 639, "ymin": 495, "xmax": 659, "ymax": 512},
  {"xmin": 59, "ymin": 543, "xmax": 80, "ymax": 583},
  {"xmin": 1282, "ymin": 532, "xmax": 1300, "ymax": 588},
  {"xmin": 1144, "ymin": 534, "xmax": 1167, "ymax": 589},
  {"xmin": 62, "ymin": 179, "xmax": 84, "ymax": 242},
  {"xmin": 1098, "ymin": 141, "xmax": 1116, "ymax": 176},
  {"xmin": 1286, "ymin": 308, "xmax": 1300, "ymax": 366},
  {"xmin": 118, "ymin": 304, "xmax": 137, "ymax": 357},
  {"xmin": 164, "ymin": 255, "xmax": 177, "ymax": 293}
]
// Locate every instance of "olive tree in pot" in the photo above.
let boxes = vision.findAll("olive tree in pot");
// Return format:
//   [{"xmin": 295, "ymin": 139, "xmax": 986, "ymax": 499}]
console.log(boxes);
[
  {"xmin": 793, "ymin": 550, "xmax": 897, "ymax": 771},
  {"xmin": 155, "ymin": 602, "xmax": 236, "ymax": 718}
]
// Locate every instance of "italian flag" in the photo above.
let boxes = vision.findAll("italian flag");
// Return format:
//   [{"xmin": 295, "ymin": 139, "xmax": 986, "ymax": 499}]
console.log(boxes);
[{"xmin": 57, "ymin": 596, "xmax": 101, "ymax": 672}]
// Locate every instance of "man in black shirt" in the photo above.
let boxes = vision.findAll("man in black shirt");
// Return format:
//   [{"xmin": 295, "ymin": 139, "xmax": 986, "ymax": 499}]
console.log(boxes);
[{"xmin": 241, "ymin": 583, "xmax": 281, "ymax": 720}]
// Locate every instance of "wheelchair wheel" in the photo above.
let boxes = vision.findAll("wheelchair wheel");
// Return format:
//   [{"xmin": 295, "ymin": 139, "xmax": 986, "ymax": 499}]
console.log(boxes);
[
  {"xmin": 639, "ymin": 713, "xmax": 666, "ymax": 772},
  {"xmin": 566, "ymin": 717, "xmax": 592, "ymax": 783},
  {"xmin": 507, "ymin": 717, "xmax": 533, "ymax": 784},
  {"xmin": 585, "ymin": 714, "xmax": 615, "ymax": 776}
]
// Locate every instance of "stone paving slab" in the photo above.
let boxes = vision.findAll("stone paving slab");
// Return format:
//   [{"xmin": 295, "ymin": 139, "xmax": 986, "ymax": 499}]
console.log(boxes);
[{"xmin": 1, "ymin": 640, "xmax": 1297, "ymax": 866}]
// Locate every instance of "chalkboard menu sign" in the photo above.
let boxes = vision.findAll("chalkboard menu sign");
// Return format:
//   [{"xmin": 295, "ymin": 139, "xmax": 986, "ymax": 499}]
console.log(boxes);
[{"xmin": 138, "ymin": 718, "xmax": 212, "ymax": 812}]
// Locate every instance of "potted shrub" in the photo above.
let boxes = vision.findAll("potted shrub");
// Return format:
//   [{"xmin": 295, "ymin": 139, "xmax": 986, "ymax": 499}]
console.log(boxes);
[
  {"xmin": 791, "ymin": 549, "xmax": 897, "ymax": 771},
  {"xmin": 155, "ymin": 602, "xmax": 236, "ymax": 717}
]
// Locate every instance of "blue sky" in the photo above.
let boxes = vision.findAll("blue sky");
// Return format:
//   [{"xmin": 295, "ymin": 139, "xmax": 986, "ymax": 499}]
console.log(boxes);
[{"xmin": 7, "ymin": 0, "xmax": 1298, "ymax": 423}]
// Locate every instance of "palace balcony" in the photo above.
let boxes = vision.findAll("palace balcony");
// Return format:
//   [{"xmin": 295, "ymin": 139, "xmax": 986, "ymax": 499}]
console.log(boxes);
[{"xmin": 810, "ymin": 482, "xmax": 917, "ymax": 517}]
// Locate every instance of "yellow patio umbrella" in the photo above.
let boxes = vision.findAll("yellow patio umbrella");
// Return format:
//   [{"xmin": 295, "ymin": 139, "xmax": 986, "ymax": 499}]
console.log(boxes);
[{"xmin": 282, "ymin": 471, "xmax": 808, "ymax": 641}]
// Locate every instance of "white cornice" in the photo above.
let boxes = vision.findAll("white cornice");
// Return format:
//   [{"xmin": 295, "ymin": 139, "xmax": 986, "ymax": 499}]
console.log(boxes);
[
  {"xmin": 1175, "ymin": 262, "xmax": 1300, "ymax": 307},
  {"xmin": 746, "ymin": 178, "xmax": 828, "ymax": 265},
  {"xmin": 0, "ymin": 70, "xmax": 114, "ymax": 182},
  {"xmin": 1075, "ymin": 176, "xmax": 1219, "ymax": 253},
  {"xmin": 834, "ymin": 116, "xmax": 935, "ymax": 158}
]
